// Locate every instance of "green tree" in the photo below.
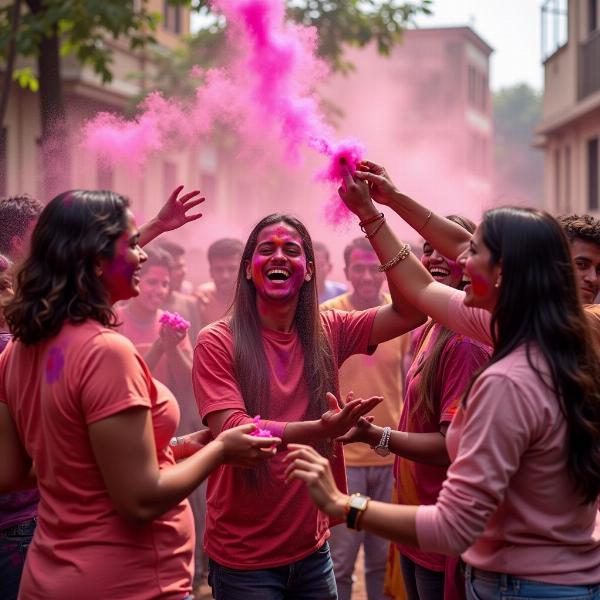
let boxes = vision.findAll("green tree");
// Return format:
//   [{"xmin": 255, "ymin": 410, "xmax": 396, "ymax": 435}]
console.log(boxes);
[
  {"xmin": 0, "ymin": 0, "xmax": 160, "ymax": 196},
  {"xmin": 493, "ymin": 83, "xmax": 543, "ymax": 205}
]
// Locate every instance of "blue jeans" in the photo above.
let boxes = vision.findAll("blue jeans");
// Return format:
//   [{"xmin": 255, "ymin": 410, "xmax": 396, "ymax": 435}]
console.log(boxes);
[
  {"xmin": 0, "ymin": 517, "xmax": 37, "ymax": 600},
  {"xmin": 465, "ymin": 565, "xmax": 600, "ymax": 600},
  {"xmin": 400, "ymin": 554, "xmax": 445, "ymax": 600},
  {"xmin": 208, "ymin": 542, "xmax": 338, "ymax": 599}
]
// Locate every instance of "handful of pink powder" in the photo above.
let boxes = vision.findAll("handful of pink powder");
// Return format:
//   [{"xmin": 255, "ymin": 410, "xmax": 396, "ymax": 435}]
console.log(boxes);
[
  {"xmin": 159, "ymin": 311, "xmax": 191, "ymax": 332},
  {"xmin": 251, "ymin": 415, "xmax": 274, "ymax": 438}
]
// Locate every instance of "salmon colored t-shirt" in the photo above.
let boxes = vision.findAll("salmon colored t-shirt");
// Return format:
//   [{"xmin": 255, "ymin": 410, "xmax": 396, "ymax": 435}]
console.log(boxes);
[
  {"xmin": 193, "ymin": 307, "xmax": 378, "ymax": 569},
  {"xmin": 0, "ymin": 321, "xmax": 194, "ymax": 599},
  {"xmin": 320, "ymin": 293, "xmax": 409, "ymax": 466}
]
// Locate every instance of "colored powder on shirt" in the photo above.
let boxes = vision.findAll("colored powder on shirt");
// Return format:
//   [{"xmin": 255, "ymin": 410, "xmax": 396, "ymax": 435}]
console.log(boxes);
[
  {"xmin": 251, "ymin": 415, "xmax": 273, "ymax": 437},
  {"xmin": 45, "ymin": 347, "xmax": 65, "ymax": 384}
]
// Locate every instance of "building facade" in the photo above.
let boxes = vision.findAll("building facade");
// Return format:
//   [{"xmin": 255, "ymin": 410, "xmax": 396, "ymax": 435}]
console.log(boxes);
[{"xmin": 537, "ymin": 0, "xmax": 600, "ymax": 215}]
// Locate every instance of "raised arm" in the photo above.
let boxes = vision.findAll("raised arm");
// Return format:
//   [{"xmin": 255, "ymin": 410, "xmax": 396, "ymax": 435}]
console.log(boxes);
[
  {"xmin": 338, "ymin": 170, "xmax": 457, "ymax": 335},
  {"xmin": 138, "ymin": 185, "xmax": 205, "ymax": 247},
  {"xmin": 355, "ymin": 160, "xmax": 473, "ymax": 260}
]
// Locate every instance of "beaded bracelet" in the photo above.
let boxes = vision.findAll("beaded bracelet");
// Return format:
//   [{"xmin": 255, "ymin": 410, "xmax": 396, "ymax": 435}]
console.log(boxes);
[{"xmin": 377, "ymin": 243, "xmax": 411, "ymax": 272}]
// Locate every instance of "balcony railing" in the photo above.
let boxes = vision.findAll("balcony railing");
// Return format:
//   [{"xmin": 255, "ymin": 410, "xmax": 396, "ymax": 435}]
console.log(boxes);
[{"xmin": 579, "ymin": 30, "xmax": 600, "ymax": 100}]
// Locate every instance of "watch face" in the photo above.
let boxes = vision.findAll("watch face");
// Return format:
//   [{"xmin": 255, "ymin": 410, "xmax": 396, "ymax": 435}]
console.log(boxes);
[
  {"xmin": 350, "ymin": 495, "xmax": 369, "ymax": 510},
  {"xmin": 375, "ymin": 446, "xmax": 390, "ymax": 457}
]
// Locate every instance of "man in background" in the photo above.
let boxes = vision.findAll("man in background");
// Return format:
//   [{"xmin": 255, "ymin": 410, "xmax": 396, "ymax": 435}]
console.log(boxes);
[
  {"xmin": 314, "ymin": 241, "xmax": 347, "ymax": 303},
  {"xmin": 196, "ymin": 238, "xmax": 243, "ymax": 327}
]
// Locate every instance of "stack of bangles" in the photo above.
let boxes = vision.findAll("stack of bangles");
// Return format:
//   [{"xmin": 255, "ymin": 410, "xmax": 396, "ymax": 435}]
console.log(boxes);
[{"xmin": 359, "ymin": 212, "xmax": 385, "ymax": 239}]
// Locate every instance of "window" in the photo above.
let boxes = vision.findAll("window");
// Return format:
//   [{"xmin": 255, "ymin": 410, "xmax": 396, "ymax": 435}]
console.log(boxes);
[
  {"xmin": 0, "ymin": 128, "xmax": 6, "ymax": 197},
  {"xmin": 541, "ymin": 0, "xmax": 568, "ymax": 61},
  {"xmin": 588, "ymin": 138, "xmax": 599, "ymax": 211},
  {"xmin": 590, "ymin": 0, "xmax": 598, "ymax": 33},
  {"xmin": 163, "ymin": 1, "xmax": 182, "ymax": 35},
  {"xmin": 554, "ymin": 148, "xmax": 561, "ymax": 211},
  {"xmin": 565, "ymin": 145, "xmax": 571, "ymax": 212}
]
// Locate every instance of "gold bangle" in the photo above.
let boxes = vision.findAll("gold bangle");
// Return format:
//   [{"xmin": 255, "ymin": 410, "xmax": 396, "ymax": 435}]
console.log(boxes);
[
  {"xmin": 365, "ymin": 218, "xmax": 386, "ymax": 239},
  {"xmin": 418, "ymin": 210, "xmax": 432, "ymax": 233},
  {"xmin": 377, "ymin": 243, "xmax": 411, "ymax": 272}
]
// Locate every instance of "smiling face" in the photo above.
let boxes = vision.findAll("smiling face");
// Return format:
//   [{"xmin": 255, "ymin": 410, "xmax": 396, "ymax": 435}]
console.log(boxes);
[
  {"xmin": 421, "ymin": 242, "xmax": 464, "ymax": 289},
  {"xmin": 570, "ymin": 238, "xmax": 600, "ymax": 304},
  {"xmin": 100, "ymin": 210, "xmax": 147, "ymax": 304},
  {"xmin": 345, "ymin": 247, "xmax": 384, "ymax": 305},
  {"xmin": 458, "ymin": 226, "xmax": 502, "ymax": 311},
  {"xmin": 245, "ymin": 222, "xmax": 313, "ymax": 304},
  {"xmin": 137, "ymin": 265, "xmax": 171, "ymax": 312}
]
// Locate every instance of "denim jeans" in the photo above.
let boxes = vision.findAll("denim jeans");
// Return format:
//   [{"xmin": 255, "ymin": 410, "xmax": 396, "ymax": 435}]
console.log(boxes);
[
  {"xmin": 465, "ymin": 565, "xmax": 600, "ymax": 600},
  {"xmin": 400, "ymin": 554, "xmax": 445, "ymax": 600},
  {"xmin": 0, "ymin": 517, "xmax": 37, "ymax": 600},
  {"xmin": 329, "ymin": 465, "xmax": 394, "ymax": 600},
  {"xmin": 208, "ymin": 542, "xmax": 338, "ymax": 600}
]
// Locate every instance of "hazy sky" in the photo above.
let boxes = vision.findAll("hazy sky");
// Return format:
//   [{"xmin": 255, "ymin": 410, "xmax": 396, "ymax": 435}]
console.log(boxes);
[
  {"xmin": 416, "ymin": 0, "xmax": 543, "ymax": 91},
  {"xmin": 190, "ymin": 0, "xmax": 544, "ymax": 92}
]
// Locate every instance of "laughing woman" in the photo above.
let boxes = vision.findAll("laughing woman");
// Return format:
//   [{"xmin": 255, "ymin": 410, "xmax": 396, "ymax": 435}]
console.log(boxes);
[
  {"xmin": 0, "ymin": 190, "xmax": 280, "ymax": 600},
  {"xmin": 286, "ymin": 167, "xmax": 600, "ymax": 599},
  {"xmin": 192, "ymin": 213, "xmax": 426, "ymax": 600}
]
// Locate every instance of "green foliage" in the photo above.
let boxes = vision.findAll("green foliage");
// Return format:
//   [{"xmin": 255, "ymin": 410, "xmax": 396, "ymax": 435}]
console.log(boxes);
[
  {"xmin": 0, "ymin": 0, "xmax": 160, "ymax": 87},
  {"xmin": 188, "ymin": 0, "xmax": 433, "ymax": 73},
  {"xmin": 12, "ymin": 66, "xmax": 39, "ymax": 92}
]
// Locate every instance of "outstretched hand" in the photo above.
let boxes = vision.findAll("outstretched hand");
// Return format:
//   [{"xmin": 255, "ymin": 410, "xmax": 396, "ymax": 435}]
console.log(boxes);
[
  {"xmin": 354, "ymin": 160, "xmax": 399, "ymax": 207},
  {"xmin": 214, "ymin": 423, "xmax": 281, "ymax": 469},
  {"xmin": 320, "ymin": 392, "xmax": 383, "ymax": 440},
  {"xmin": 155, "ymin": 185, "xmax": 205, "ymax": 233},
  {"xmin": 284, "ymin": 444, "xmax": 347, "ymax": 519},
  {"xmin": 336, "ymin": 416, "xmax": 376, "ymax": 445}
]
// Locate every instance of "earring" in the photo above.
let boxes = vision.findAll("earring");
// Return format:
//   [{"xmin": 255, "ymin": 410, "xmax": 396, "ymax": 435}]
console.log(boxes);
[
  {"xmin": 494, "ymin": 280, "xmax": 500, "ymax": 288},
  {"xmin": 305, "ymin": 275, "xmax": 311, "ymax": 282}
]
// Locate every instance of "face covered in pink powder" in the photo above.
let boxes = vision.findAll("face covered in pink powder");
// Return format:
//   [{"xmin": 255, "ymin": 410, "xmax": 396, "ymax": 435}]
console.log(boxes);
[
  {"xmin": 421, "ymin": 242, "xmax": 464, "ymax": 289},
  {"xmin": 245, "ymin": 222, "xmax": 313, "ymax": 304}
]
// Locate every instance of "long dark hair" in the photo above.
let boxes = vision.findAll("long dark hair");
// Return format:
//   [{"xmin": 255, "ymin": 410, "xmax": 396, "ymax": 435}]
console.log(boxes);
[
  {"xmin": 411, "ymin": 215, "xmax": 477, "ymax": 423},
  {"xmin": 467, "ymin": 207, "xmax": 600, "ymax": 503},
  {"xmin": 230, "ymin": 214, "xmax": 336, "ymax": 453},
  {"xmin": 5, "ymin": 190, "xmax": 129, "ymax": 345}
]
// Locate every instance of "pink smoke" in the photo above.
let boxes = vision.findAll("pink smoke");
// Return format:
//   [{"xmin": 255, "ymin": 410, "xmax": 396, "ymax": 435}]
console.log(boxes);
[{"xmin": 81, "ymin": 0, "xmax": 361, "ymax": 221}]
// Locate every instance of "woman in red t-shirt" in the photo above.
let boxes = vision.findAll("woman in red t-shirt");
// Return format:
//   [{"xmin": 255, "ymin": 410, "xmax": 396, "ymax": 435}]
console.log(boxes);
[
  {"xmin": 0, "ymin": 190, "xmax": 280, "ymax": 600},
  {"xmin": 193, "ymin": 213, "xmax": 427, "ymax": 600}
]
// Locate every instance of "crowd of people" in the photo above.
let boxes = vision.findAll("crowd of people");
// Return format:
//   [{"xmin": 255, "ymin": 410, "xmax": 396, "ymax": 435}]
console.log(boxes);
[{"xmin": 0, "ymin": 159, "xmax": 599, "ymax": 600}]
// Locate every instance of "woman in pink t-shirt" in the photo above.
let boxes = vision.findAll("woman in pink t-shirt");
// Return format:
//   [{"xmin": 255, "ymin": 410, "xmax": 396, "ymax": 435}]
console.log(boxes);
[
  {"xmin": 0, "ymin": 190, "xmax": 281, "ymax": 600},
  {"xmin": 340, "ymin": 215, "xmax": 490, "ymax": 600},
  {"xmin": 286, "ymin": 164, "xmax": 600, "ymax": 599}
]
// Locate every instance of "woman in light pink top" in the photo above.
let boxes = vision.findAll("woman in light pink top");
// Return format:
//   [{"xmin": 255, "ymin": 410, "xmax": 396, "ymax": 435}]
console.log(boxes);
[
  {"xmin": 0, "ymin": 190, "xmax": 280, "ymax": 599},
  {"xmin": 286, "ymin": 162, "xmax": 600, "ymax": 599}
]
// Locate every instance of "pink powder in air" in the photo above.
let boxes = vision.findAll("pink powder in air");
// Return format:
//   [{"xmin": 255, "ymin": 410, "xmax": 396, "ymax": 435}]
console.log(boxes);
[
  {"xmin": 80, "ymin": 0, "xmax": 367, "ymax": 226},
  {"xmin": 250, "ymin": 415, "xmax": 273, "ymax": 438}
]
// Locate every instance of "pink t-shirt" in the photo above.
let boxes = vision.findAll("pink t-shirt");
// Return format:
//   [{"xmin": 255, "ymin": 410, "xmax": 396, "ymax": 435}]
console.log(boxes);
[
  {"xmin": 416, "ymin": 292, "xmax": 600, "ymax": 584},
  {"xmin": 193, "ymin": 308, "xmax": 378, "ymax": 569},
  {"xmin": 0, "ymin": 321, "xmax": 194, "ymax": 599},
  {"xmin": 395, "ymin": 322, "xmax": 490, "ymax": 572}
]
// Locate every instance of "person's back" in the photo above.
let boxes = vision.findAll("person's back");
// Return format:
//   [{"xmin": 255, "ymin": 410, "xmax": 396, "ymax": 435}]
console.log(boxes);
[{"xmin": 0, "ymin": 321, "xmax": 194, "ymax": 599}]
